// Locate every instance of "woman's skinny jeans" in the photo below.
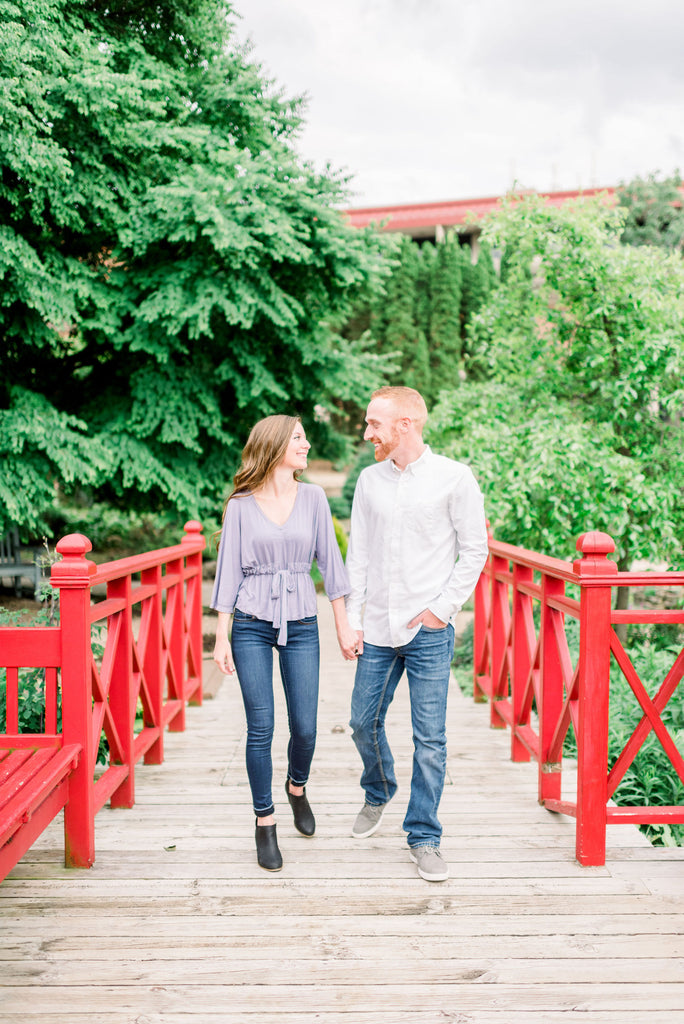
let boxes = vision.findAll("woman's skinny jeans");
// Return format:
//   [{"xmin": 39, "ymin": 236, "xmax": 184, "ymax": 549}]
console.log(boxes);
[{"xmin": 231, "ymin": 608, "xmax": 320, "ymax": 818}]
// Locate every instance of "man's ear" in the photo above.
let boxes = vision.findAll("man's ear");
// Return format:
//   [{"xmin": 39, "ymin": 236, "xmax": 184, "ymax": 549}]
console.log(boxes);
[{"xmin": 398, "ymin": 416, "xmax": 412, "ymax": 433}]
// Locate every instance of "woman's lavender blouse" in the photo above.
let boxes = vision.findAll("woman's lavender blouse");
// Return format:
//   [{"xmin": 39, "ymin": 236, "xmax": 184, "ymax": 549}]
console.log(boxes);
[{"xmin": 210, "ymin": 482, "xmax": 350, "ymax": 644}]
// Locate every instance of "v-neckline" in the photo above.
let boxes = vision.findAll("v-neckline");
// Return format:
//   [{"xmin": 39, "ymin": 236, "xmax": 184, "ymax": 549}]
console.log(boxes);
[{"xmin": 251, "ymin": 485, "xmax": 300, "ymax": 528}]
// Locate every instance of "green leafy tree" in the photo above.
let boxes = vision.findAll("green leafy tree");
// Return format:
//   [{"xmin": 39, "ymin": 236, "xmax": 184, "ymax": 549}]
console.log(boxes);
[
  {"xmin": 617, "ymin": 171, "xmax": 684, "ymax": 250},
  {"xmin": 428, "ymin": 195, "xmax": 684, "ymax": 581},
  {"xmin": 0, "ymin": 0, "xmax": 392, "ymax": 537}
]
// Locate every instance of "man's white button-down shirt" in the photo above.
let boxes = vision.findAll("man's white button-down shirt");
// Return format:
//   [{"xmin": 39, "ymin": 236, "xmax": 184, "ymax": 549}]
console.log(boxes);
[{"xmin": 345, "ymin": 446, "xmax": 489, "ymax": 648}]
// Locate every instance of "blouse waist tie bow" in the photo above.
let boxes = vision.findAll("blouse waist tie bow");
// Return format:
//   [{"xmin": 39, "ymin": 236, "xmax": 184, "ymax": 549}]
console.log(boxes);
[{"xmin": 242, "ymin": 563, "xmax": 311, "ymax": 645}]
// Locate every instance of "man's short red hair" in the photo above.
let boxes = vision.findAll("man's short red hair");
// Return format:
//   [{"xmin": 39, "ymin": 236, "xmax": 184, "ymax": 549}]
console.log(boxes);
[{"xmin": 370, "ymin": 386, "xmax": 428, "ymax": 430}]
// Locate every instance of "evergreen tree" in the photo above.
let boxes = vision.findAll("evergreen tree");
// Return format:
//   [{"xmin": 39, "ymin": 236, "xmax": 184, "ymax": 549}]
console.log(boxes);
[
  {"xmin": 344, "ymin": 230, "xmax": 497, "ymax": 410},
  {"xmin": 461, "ymin": 239, "xmax": 497, "ymax": 364},
  {"xmin": 404, "ymin": 328, "xmax": 432, "ymax": 398},
  {"xmin": 413, "ymin": 241, "xmax": 434, "ymax": 343},
  {"xmin": 428, "ymin": 232, "xmax": 464, "ymax": 398},
  {"xmin": 370, "ymin": 235, "xmax": 423, "ymax": 383}
]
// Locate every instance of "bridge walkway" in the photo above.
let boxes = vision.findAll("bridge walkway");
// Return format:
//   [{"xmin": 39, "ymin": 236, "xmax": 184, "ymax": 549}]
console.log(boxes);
[{"xmin": 2, "ymin": 597, "xmax": 684, "ymax": 1023}]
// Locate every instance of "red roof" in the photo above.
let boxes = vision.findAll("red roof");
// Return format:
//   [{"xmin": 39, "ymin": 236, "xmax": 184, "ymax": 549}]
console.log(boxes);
[{"xmin": 344, "ymin": 187, "xmax": 617, "ymax": 232}]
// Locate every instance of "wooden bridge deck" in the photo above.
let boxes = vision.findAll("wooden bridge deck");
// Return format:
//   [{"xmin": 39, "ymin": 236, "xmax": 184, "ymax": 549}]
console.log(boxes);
[{"xmin": 2, "ymin": 598, "xmax": 684, "ymax": 1023}]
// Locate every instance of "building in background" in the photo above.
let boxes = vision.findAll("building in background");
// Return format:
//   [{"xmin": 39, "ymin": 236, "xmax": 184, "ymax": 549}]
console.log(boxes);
[{"xmin": 345, "ymin": 186, "xmax": 615, "ymax": 255}]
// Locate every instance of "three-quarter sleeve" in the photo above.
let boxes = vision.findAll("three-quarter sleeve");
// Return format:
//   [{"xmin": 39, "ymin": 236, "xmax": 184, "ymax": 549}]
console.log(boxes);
[
  {"xmin": 210, "ymin": 497, "xmax": 245, "ymax": 613},
  {"xmin": 313, "ymin": 487, "xmax": 350, "ymax": 602}
]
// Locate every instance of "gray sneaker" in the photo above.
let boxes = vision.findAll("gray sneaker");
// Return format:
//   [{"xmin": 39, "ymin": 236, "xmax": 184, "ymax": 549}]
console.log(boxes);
[
  {"xmin": 351, "ymin": 802, "xmax": 387, "ymax": 838},
  {"xmin": 409, "ymin": 846, "xmax": 449, "ymax": 882}
]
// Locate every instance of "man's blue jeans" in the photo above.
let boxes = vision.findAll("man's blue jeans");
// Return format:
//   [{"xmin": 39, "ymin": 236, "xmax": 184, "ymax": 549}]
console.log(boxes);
[
  {"xmin": 350, "ymin": 624, "xmax": 455, "ymax": 848},
  {"xmin": 231, "ymin": 609, "xmax": 320, "ymax": 817}
]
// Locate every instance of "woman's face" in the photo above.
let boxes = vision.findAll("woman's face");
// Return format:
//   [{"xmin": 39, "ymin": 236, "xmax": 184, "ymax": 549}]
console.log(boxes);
[{"xmin": 280, "ymin": 422, "xmax": 311, "ymax": 472}]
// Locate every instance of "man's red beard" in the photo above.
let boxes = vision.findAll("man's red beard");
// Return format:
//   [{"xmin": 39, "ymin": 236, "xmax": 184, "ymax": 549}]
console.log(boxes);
[{"xmin": 370, "ymin": 426, "xmax": 401, "ymax": 462}]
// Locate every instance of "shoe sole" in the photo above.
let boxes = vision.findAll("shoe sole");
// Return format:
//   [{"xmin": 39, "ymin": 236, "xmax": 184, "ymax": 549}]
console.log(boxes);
[
  {"xmin": 351, "ymin": 808, "xmax": 385, "ymax": 839},
  {"xmin": 409, "ymin": 850, "xmax": 449, "ymax": 882}
]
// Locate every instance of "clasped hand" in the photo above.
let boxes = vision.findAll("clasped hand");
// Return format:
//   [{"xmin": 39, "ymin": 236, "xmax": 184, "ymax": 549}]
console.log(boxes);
[{"xmin": 338, "ymin": 624, "xmax": 363, "ymax": 661}]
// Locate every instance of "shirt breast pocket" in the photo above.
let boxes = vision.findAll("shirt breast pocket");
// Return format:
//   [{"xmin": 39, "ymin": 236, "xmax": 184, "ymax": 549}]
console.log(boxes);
[{"xmin": 404, "ymin": 501, "xmax": 438, "ymax": 538}]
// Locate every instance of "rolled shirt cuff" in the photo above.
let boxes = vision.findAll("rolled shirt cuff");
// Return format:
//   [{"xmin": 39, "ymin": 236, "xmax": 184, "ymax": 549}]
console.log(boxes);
[{"xmin": 428, "ymin": 601, "xmax": 459, "ymax": 626}]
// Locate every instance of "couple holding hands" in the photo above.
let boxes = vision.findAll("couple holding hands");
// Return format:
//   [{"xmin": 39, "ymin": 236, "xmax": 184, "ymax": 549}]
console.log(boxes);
[{"xmin": 212, "ymin": 386, "xmax": 488, "ymax": 882}]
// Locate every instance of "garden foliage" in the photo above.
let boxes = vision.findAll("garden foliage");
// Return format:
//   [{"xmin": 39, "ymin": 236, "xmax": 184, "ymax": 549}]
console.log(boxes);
[
  {"xmin": 617, "ymin": 171, "xmax": 684, "ymax": 251},
  {"xmin": 427, "ymin": 194, "xmax": 684, "ymax": 571}
]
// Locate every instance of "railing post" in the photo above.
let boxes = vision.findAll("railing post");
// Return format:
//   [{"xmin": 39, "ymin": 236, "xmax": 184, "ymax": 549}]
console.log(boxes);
[
  {"xmin": 108, "ymin": 574, "xmax": 135, "ymax": 808},
  {"xmin": 572, "ymin": 532, "xmax": 617, "ymax": 866},
  {"xmin": 538, "ymin": 573, "xmax": 565, "ymax": 805},
  {"xmin": 473, "ymin": 523, "xmax": 493, "ymax": 703},
  {"xmin": 51, "ymin": 534, "xmax": 97, "ymax": 868},
  {"xmin": 181, "ymin": 520, "xmax": 205, "ymax": 706},
  {"xmin": 511, "ymin": 564, "xmax": 533, "ymax": 762},
  {"xmin": 489, "ymin": 551, "xmax": 510, "ymax": 728},
  {"xmin": 165, "ymin": 548, "xmax": 186, "ymax": 732},
  {"xmin": 473, "ymin": 559, "xmax": 490, "ymax": 704},
  {"xmin": 141, "ymin": 563, "xmax": 164, "ymax": 765}
]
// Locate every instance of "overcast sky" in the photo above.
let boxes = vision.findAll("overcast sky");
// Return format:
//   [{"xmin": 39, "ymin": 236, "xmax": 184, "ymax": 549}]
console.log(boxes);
[{"xmin": 232, "ymin": 0, "xmax": 684, "ymax": 209}]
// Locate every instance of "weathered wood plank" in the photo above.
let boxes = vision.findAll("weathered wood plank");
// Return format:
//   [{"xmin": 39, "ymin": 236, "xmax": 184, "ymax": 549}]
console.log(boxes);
[
  {"xmin": 5, "ymin": 956, "xmax": 684, "ymax": 985},
  {"xmin": 4, "ymin": 911, "xmax": 684, "ymax": 938},
  {"xmin": 5, "ymin": 856, "xmax": 616, "ymax": 880},
  {"xmin": 4, "ymin": 1015, "xmax": 684, "ymax": 1024},
  {"xmin": 3, "ymin": 982, "xmax": 684, "ymax": 1013},
  {"xmin": 16, "ymin": 840, "xmax": 667, "ymax": 864},
  {"xmin": 3, "ymin": 932, "xmax": 684, "ymax": 961}
]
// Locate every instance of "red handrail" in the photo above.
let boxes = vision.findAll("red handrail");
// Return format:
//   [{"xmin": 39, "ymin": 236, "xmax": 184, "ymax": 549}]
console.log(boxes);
[
  {"xmin": 473, "ymin": 530, "xmax": 684, "ymax": 865},
  {"xmin": 0, "ymin": 521, "xmax": 205, "ymax": 869}
]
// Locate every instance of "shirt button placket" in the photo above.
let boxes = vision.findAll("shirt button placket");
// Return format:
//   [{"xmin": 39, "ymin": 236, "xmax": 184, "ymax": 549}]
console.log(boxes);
[{"xmin": 389, "ymin": 472, "xmax": 408, "ymax": 646}]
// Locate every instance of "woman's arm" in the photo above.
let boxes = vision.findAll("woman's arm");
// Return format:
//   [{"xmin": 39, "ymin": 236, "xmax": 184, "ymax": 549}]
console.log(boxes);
[
  {"xmin": 312, "ymin": 487, "xmax": 351, "ymax": 594},
  {"xmin": 311, "ymin": 489, "xmax": 357, "ymax": 659},
  {"xmin": 210, "ymin": 498, "xmax": 246, "ymax": 617},
  {"xmin": 213, "ymin": 611, "xmax": 235, "ymax": 675},
  {"xmin": 331, "ymin": 596, "xmax": 359, "ymax": 661}
]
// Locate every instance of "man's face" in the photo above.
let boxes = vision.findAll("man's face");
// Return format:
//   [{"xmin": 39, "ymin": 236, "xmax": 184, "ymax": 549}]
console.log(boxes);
[{"xmin": 364, "ymin": 398, "xmax": 402, "ymax": 462}]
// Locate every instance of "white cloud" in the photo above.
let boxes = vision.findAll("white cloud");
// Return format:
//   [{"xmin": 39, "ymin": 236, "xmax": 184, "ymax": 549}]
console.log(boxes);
[{"xmin": 232, "ymin": 0, "xmax": 684, "ymax": 206}]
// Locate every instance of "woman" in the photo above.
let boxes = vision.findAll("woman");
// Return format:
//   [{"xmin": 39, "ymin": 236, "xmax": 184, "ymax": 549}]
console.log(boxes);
[{"xmin": 212, "ymin": 415, "xmax": 357, "ymax": 871}]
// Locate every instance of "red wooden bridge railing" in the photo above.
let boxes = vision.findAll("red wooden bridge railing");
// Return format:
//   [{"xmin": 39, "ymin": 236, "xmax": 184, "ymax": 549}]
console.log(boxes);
[
  {"xmin": 0, "ymin": 521, "xmax": 205, "ymax": 875},
  {"xmin": 473, "ymin": 530, "xmax": 684, "ymax": 865}
]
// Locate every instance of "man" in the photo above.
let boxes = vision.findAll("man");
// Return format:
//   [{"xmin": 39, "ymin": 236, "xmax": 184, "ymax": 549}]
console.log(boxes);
[{"xmin": 343, "ymin": 386, "xmax": 488, "ymax": 882}]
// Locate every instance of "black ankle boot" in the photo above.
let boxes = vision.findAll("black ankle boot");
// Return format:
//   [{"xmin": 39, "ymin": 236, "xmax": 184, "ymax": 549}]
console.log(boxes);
[
  {"xmin": 286, "ymin": 779, "xmax": 316, "ymax": 837},
  {"xmin": 255, "ymin": 821, "xmax": 283, "ymax": 871}
]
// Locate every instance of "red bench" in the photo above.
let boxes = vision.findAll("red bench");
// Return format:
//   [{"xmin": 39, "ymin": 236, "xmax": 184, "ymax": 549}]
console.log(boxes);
[
  {"xmin": 0, "ymin": 745, "xmax": 81, "ymax": 878},
  {"xmin": 0, "ymin": 522, "xmax": 205, "ymax": 883},
  {"xmin": 0, "ymin": 625, "xmax": 85, "ymax": 879}
]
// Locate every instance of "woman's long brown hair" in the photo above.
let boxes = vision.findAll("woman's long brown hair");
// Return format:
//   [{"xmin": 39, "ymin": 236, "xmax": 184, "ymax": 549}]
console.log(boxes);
[{"xmin": 215, "ymin": 415, "xmax": 303, "ymax": 541}]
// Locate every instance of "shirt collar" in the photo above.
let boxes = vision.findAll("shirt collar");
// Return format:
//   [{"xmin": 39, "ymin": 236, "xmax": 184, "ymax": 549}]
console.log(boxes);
[{"xmin": 389, "ymin": 445, "xmax": 432, "ymax": 476}]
